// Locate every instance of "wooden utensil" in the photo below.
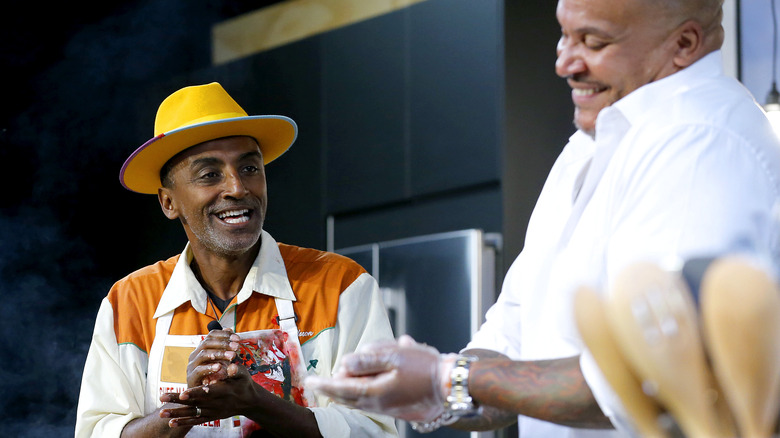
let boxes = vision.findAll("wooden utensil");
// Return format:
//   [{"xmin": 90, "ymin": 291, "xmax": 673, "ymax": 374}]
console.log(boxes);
[
  {"xmin": 606, "ymin": 261, "xmax": 732, "ymax": 438},
  {"xmin": 700, "ymin": 256, "xmax": 780, "ymax": 438},
  {"xmin": 574, "ymin": 286, "xmax": 669, "ymax": 438}
]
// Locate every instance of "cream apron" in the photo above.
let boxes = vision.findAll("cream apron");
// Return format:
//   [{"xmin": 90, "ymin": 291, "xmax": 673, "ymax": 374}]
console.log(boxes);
[{"xmin": 145, "ymin": 296, "xmax": 314, "ymax": 437}]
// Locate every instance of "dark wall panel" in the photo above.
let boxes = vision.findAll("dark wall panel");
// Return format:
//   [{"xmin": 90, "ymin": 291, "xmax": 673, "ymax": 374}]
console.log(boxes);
[
  {"xmin": 323, "ymin": 0, "xmax": 506, "ymax": 251},
  {"xmin": 409, "ymin": 0, "xmax": 503, "ymax": 195},
  {"xmin": 323, "ymin": 11, "xmax": 408, "ymax": 213}
]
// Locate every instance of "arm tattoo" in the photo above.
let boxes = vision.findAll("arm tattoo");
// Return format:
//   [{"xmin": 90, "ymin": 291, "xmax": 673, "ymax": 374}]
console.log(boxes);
[{"xmin": 455, "ymin": 350, "xmax": 613, "ymax": 429}]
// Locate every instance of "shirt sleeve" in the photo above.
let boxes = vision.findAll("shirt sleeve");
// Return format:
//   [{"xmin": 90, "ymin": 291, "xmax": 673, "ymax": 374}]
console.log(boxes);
[
  {"xmin": 308, "ymin": 272, "xmax": 399, "ymax": 438},
  {"xmin": 604, "ymin": 123, "xmax": 779, "ymax": 283},
  {"xmin": 75, "ymin": 297, "xmax": 147, "ymax": 438},
  {"xmin": 465, "ymin": 259, "xmax": 524, "ymax": 358}
]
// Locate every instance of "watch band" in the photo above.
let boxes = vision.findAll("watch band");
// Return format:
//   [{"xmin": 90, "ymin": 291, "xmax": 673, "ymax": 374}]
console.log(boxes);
[
  {"xmin": 445, "ymin": 354, "xmax": 479, "ymax": 415},
  {"xmin": 410, "ymin": 354, "xmax": 480, "ymax": 433}
]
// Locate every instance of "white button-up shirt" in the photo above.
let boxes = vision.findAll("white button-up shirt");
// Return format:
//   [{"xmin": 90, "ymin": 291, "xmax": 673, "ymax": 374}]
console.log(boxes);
[{"xmin": 468, "ymin": 51, "xmax": 780, "ymax": 437}]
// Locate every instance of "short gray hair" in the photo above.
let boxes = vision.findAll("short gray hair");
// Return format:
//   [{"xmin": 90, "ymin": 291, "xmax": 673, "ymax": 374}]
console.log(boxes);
[{"xmin": 653, "ymin": 0, "xmax": 724, "ymax": 27}]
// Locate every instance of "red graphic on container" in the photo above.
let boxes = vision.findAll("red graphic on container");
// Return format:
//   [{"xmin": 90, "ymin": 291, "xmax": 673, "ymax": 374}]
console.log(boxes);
[{"xmin": 235, "ymin": 329, "xmax": 310, "ymax": 435}]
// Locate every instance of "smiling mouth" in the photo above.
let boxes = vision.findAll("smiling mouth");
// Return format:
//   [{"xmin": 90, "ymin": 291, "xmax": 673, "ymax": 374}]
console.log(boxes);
[
  {"xmin": 572, "ymin": 85, "xmax": 607, "ymax": 97},
  {"xmin": 216, "ymin": 209, "xmax": 251, "ymax": 224}
]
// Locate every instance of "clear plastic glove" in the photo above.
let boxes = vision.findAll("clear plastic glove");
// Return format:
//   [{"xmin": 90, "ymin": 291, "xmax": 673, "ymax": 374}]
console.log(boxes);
[{"xmin": 305, "ymin": 335, "xmax": 456, "ymax": 422}]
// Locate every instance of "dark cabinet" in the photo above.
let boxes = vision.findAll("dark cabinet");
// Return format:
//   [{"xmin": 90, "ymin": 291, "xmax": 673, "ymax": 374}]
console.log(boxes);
[
  {"xmin": 322, "ymin": 11, "xmax": 408, "ymax": 213},
  {"xmin": 408, "ymin": 0, "xmax": 502, "ymax": 195},
  {"xmin": 323, "ymin": 0, "xmax": 503, "ymax": 213}
]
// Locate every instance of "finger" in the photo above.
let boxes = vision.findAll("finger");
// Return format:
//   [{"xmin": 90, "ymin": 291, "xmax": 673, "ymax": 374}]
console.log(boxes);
[
  {"xmin": 304, "ymin": 375, "xmax": 371, "ymax": 402},
  {"xmin": 178, "ymin": 381, "xmax": 224, "ymax": 402},
  {"xmin": 202, "ymin": 347, "xmax": 238, "ymax": 362},
  {"xmin": 188, "ymin": 347, "xmax": 238, "ymax": 385},
  {"xmin": 208, "ymin": 326, "xmax": 236, "ymax": 335},
  {"xmin": 160, "ymin": 392, "xmax": 182, "ymax": 404},
  {"xmin": 226, "ymin": 362, "xmax": 250, "ymax": 379},
  {"xmin": 340, "ymin": 349, "xmax": 399, "ymax": 376},
  {"xmin": 159, "ymin": 389, "xmax": 204, "ymax": 405},
  {"xmin": 339, "ymin": 336, "xmax": 428, "ymax": 375},
  {"xmin": 160, "ymin": 405, "xmax": 202, "ymax": 419},
  {"xmin": 192, "ymin": 340, "xmax": 240, "ymax": 360},
  {"xmin": 397, "ymin": 334, "xmax": 417, "ymax": 346},
  {"xmin": 191, "ymin": 332, "xmax": 240, "ymax": 354},
  {"xmin": 189, "ymin": 361, "xmax": 231, "ymax": 387},
  {"xmin": 204, "ymin": 327, "xmax": 237, "ymax": 338},
  {"xmin": 169, "ymin": 418, "xmax": 209, "ymax": 428},
  {"xmin": 167, "ymin": 414, "xmax": 211, "ymax": 428},
  {"xmin": 307, "ymin": 373, "xmax": 409, "ymax": 415}
]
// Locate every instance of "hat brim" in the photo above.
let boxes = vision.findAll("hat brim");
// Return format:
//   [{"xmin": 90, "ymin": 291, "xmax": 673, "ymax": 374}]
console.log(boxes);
[{"xmin": 120, "ymin": 115, "xmax": 297, "ymax": 194}]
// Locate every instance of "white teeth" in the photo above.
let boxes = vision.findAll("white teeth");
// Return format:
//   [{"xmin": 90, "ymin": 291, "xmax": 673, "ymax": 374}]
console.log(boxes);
[
  {"xmin": 573, "ymin": 88, "xmax": 599, "ymax": 96},
  {"xmin": 217, "ymin": 209, "xmax": 249, "ymax": 223},
  {"xmin": 223, "ymin": 216, "xmax": 249, "ymax": 224}
]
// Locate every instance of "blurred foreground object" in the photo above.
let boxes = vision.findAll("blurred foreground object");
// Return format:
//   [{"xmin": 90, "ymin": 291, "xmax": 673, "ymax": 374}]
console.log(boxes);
[
  {"xmin": 574, "ymin": 286, "xmax": 669, "ymax": 437},
  {"xmin": 605, "ymin": 261, "xmax": 734, "ymax": 437},
  {"xmin": 700, "ymin": 256, "xmax": 780, "ymax": 438},
  {"xmin": 573, "ymin": 257, "xmax": 780, "ymax": 437}
]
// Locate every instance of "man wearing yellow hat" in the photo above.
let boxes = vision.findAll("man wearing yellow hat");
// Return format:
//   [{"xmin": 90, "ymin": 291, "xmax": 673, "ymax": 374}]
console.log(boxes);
[{"xmin": 75, "ymin": 82, "xmax": 398, "ymax": 438}]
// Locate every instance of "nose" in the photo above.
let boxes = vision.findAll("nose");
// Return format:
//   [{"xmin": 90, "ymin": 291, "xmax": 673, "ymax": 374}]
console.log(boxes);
[
  {"xmin": 222, "ymin": 170, "xmax": 249, "ymax": 199},
  {"xmin": 555, "ymin": 37, "xmax": 586, "ymax": 78}
]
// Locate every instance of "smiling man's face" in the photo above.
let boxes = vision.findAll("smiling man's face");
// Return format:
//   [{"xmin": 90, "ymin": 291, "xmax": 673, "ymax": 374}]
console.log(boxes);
[
  {"xmin": 555, "ymin": 0, "xmax": 681, "ymax": 135},
  {"xmin": 159, "ymin": 136, "xmax": 268, "ymax": 258}
]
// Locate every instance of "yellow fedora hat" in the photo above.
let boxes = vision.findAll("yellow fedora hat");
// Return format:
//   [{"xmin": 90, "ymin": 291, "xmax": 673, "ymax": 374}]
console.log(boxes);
[{"xmin": 119, "ymin": 82, "xmax": 297, "ymax": 194}]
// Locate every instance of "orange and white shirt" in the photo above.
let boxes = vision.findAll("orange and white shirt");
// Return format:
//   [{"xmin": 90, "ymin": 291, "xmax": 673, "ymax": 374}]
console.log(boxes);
[{"xmin": 76, "ymin": 230, "xmax": 397, "ymax": 438}]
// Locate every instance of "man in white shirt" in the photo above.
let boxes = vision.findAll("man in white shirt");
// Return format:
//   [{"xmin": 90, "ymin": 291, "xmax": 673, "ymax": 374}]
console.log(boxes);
[{"xmin": 306, "ymin": 0, "xmax": 780, "ymax": 436}]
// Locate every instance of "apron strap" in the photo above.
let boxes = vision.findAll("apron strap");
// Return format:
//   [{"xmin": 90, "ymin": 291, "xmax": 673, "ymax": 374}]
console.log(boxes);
[
  {"xmin": 273, "ymin": 297, "xmax": 315, "ymax": 404},
  {"xmin": 146, "ymin": 311, "xmax": 174, "ymax": 413},
  {"xmin": 274, "ymin": 297, "xmax": 299, "ymax": 340}
]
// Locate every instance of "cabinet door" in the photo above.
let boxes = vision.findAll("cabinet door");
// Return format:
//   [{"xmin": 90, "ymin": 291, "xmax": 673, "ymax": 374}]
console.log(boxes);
[
  {"xmin": 409, "ymin": 0, "xmax": 502, "ymax": 195},
  {"xmin": 322, "ymin": 11, "xmax": 408, "ymax": 213}
]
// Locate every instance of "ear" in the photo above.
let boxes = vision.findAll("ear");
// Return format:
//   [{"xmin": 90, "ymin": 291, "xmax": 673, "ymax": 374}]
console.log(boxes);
[
  {"xmin": 671, "ymin": 20, "xmax": 705, "ymax": 69},
  {"xmin": 158, "ymin": 187, "xmax": 180, "ymax": 220}
]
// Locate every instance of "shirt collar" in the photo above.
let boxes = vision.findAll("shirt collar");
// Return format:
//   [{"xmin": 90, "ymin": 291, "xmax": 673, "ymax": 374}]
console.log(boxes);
[
  {"xmin": 153, "ymin": 230, "xmax": 296, "ymax": 318},
  {"xmin": 566, "ymin": 129, "xmax": 597, "ymax": 157},
  {"xmin": 605, "ymin": 50, "xmax": 723, "ymax": 128}
]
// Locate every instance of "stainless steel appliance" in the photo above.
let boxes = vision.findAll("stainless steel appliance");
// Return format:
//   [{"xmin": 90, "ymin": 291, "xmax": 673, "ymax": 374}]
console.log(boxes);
[{"xmin": 338, "ymin": 229, "xmax": 503, "ymax": 438}]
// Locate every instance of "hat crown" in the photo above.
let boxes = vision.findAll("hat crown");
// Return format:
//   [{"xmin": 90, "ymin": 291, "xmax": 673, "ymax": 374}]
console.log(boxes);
[
  {"xmin": 121, "ymin": 82, "xmax": 297, "ymax": 194},
  {"xmin": 154, "ymin": 82, "xmax": 248, "ymax": 136}
]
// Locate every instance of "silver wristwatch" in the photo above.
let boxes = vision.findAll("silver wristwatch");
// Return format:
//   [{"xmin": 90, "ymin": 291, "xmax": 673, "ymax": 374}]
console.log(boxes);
[
  {"xmin": 411, "ymin": 354, "xmax": 480, "ymax": 433},
  {"xmin": 445, "ymin": 354, "xmax": 480, "ymax": 415}
]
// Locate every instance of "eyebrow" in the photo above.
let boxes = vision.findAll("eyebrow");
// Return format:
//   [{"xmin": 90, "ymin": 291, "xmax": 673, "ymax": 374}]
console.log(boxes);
[
  {"xmin": 189, "ymin": 151, "xmax": 263, "ymax": 169},
  {"xmin": 239, "ymin": 151, "xmax": 264, "ymax": 162},
  {"xmin": 189, "ymin": 157, "xmax": 220, "ymax": 170},
  {"xmin": 572, "ymin": 26, "xmax": 615, "ymax": 39}
]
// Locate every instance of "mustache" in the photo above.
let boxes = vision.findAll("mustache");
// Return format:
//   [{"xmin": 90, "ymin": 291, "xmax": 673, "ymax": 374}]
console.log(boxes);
[
  {"xmin": 564, "ymin": 73, "xmax": 592, "ymax": 81},
  {"xmin": 565, "ymin": 73, "xmax": 600, "ymax": 85},
  {"xmin": 564, "ymin": 74, "xmax": 609, "ymax": 94},
  {"xmin": 209, "ymin": 200, "xmax": 262, "ymax": 214}
]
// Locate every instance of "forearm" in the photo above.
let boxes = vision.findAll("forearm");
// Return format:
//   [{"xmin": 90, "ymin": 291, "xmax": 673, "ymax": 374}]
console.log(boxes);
[
  {"xmin": 121, "ymin": 405, "xmax": 192, "ymax": 438},
  {"xmin": 449, "ymin": 404, "xmax": 518, "ymax": 432},
  {"xmin": 466, "ymin": 354, "xmax": 612, "ymax": 429}
]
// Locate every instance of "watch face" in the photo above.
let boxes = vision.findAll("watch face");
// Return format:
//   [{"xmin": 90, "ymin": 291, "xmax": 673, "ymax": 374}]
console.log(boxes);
[{"xmin": 447, "ymin": 354, "xmax": 479, "ymax": 415}]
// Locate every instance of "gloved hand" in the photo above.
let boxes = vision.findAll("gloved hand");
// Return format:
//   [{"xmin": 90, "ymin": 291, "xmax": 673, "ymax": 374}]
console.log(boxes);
[{"xmin": 305, "ymin": 335, "xmax": 456, "ymax": 423}]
